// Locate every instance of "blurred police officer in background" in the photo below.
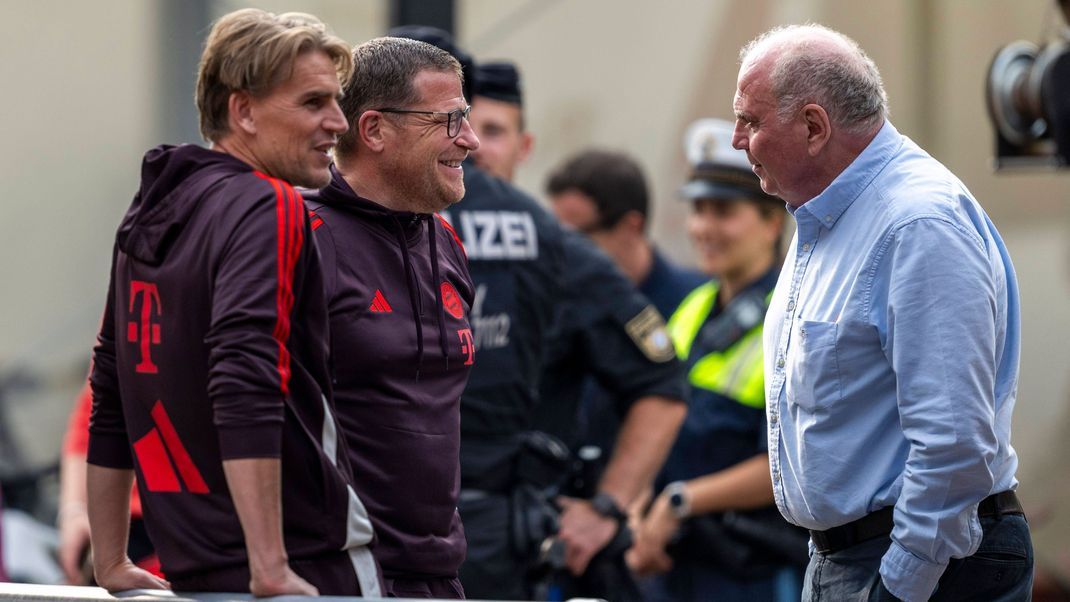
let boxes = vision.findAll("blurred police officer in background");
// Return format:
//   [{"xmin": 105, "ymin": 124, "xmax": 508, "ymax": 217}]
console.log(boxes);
[
  {"xmin": 468, "ymin": 61, "xmax": 534, "ymax": 183},
  {"xmin": 544, "ymin": 150, "xmax": 706, "ymax": 458},
  {"xmin": 389, "ymin": 28, "xmax": 687, "ymax": 601},
  {"xmin": 546, "ymin": 149, "xmax": 705, "ymax": 318},
  {"xmin": 627, "ymin": 119, "xmax": 806, "ymax": 601}
]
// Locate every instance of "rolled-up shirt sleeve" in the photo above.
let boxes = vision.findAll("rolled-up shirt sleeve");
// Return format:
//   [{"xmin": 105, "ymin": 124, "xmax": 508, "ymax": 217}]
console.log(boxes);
[{"xmin": 877, "ymin": 216, "xmax": 999, "ymax": 601}]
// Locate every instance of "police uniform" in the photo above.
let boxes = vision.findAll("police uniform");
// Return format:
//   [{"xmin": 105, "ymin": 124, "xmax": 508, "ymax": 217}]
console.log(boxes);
[
  {"xmin": 661, "ymin": 270, "xmax": 777, "ymax": 483},
  {"xmin": 440, "ymin": 163, "xmax": 566, "ymax": 599},
  {"xmin": 642, "ymin": 248, "xmax": 708, "ymax": 320},
  {"xmin": 573, "ymin": 246, "xmax": 705, "ymax": 458},
  {"xmin": 640, "ymin": 119, "xmax": 806, "ymax": 602},
  {"xmin": 443, "ymin": 163, "xmax": 687, "ymax": 600},
  {"xmin": 536, "ymin": 233, "xmax": 688, "ymax": 451}
]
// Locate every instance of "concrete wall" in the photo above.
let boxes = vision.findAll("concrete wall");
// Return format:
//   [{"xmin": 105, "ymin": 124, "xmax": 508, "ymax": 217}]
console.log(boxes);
[{"xmin": 0, "ymin": 0, "xmax": 164, "ymax": 468}]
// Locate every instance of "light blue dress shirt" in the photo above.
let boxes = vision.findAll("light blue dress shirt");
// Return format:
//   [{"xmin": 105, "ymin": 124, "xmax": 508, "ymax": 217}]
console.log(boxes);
[{"xmin": 764, "ymin": 121, "xmax": 1021, "ymax": 602}]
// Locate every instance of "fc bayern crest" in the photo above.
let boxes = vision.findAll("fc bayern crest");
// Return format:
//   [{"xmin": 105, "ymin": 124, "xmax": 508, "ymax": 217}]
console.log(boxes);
[{"xmin": 441, "ymin": 282, "xmax": 464, "ymax": 319}]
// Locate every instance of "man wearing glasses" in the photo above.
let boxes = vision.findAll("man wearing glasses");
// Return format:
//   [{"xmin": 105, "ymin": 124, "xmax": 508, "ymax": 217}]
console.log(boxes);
[{"xmin": 301, "ymin": 36, "xmax": 478, "ymax": 599}]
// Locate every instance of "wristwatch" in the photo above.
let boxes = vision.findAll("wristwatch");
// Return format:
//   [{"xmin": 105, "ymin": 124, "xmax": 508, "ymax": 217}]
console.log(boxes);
[
  {"xmin": 664, "ymin": 481, "xmax": 691, "ymax": 519},
  {"xmin": 589, "ymin": 492, "xmax": 627, "ymax": 523}
]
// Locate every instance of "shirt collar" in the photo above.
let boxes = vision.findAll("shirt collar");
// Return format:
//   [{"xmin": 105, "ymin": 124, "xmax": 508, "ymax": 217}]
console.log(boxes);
[{"xmin": 797, "ymin": 120, "xmax": 904, "ymax": 229}]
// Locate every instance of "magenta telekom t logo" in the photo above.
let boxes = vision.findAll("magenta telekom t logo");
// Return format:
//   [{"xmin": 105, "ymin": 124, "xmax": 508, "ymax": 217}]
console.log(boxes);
[
  {"xmin": 457, "ymin": 328, "xmax": 475, "ymax": 366},
  {"xmin": 128, "ymin": 281, "xmax": 162, "ymax": 374}
]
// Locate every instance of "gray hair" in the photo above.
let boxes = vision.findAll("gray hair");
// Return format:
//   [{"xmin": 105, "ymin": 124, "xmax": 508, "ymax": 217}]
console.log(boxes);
[
  {"xmin": 336, "ymin": 37, "xmax": 462, "ymax": 156},
  {"xmin": 740, "ymin": 24, "xmax": 888, "ymax": 135}
]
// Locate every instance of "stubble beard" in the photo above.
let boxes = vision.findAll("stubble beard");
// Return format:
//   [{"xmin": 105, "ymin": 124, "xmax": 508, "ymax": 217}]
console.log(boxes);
[{"xmin": 388, "ymin": 158, "xmax": 463, "ymax": 214}]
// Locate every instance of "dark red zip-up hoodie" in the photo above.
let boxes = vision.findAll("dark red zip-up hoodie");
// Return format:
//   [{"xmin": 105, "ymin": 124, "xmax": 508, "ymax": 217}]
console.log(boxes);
[
  {"xmin": 304, "ymin": 166, "xmax": 474, "ymax": 580},
  {"xmin": 88, "ymin": 145, "xmax": 377, "ymax": 593}
]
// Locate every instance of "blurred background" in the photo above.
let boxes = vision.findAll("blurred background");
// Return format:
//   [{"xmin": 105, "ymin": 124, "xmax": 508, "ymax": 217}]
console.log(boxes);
[{"xmin": 1, "ymin": 0, "xmax": 1068, "ymax": 591}]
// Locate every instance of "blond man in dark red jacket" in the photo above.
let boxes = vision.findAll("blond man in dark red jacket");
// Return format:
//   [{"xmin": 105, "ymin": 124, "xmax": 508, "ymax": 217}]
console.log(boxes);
[{"xmin": 87, "ymin": 9, "xmax": 379, "ymax": 596}]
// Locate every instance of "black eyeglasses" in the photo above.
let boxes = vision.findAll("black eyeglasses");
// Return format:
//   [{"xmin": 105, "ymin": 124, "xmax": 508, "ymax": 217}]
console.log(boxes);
[{"xmin": 376, "ymin": 105, "xmax": 472, "ymax": 137}]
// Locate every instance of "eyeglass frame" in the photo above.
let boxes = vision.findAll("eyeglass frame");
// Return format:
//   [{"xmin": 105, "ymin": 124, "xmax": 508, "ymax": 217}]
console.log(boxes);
[{"xmin": 374, "ymin": 105, "xmax": 472, "ymax": 138}]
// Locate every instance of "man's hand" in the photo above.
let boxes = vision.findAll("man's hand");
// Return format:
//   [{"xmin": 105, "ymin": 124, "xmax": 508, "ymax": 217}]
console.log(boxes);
[
  {"xmin": 222, "ymin": 458, "xmax": 318, "ymax": 597},
  {"xmin": 626, "ymin": 492, "xmax": 678, "ymax": 576},
  {"xmin": 95, "ymin": 557, "xmax": 170, "ymax": 593},
  {"xmin": 57, "ymin": 503, "xmax": 91, "ymax": 584},
  {"xmin": 556, "ymin": 496, "xmax": 619, "ymax": 575},
  {"xmin": 249, "ymin": 562, "xmax": 318, "ymax": 597}
]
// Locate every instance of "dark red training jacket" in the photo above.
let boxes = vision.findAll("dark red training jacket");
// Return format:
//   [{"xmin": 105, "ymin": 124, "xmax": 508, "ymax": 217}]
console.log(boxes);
[
  {"xmin": 88, "ymin": 145, "xmax": 374, "ymax": 591},
  {"xmin": 305, "ymin": 167, "xmax": 474, "ymax": 579}
]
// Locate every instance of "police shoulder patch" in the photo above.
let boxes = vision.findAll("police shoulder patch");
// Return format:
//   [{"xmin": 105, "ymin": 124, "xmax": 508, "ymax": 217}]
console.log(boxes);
[{"xmin": 625, "ymin": 305, "xmax": 676, "ymax": 363}]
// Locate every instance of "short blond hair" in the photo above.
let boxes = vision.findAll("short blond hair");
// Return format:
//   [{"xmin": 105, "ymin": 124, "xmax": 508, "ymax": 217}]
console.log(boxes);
[{"xmin": 195, "ymin": 8, "xmax": 353, "ymax": 142}]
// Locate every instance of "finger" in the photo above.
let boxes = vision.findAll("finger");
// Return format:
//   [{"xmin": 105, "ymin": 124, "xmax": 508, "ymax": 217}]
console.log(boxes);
[
  {"xmin": 297, "ymin": 575, "xmax": 319, "ymax": 597},
  {"xmin": 626, "ymin": 547, "xmax": 656, "ymax": 575},
  {"xmin": 61, "ymin": 557, "xmax": 81, "ymax": 585},
  {"xmin": 653, "ymin": 550, "xmax": 673, "ymax": 573},
  {"xmin": 567, "ymin": 545, "xmax": 594, "ymax": 576},
  {"xmin": 60, "ymin": 541, "xmax": 90, "ymax": 585},
  {"xmin": 137, "ymin": 572, "xmax": 171, "ymax": 590},
  {"xmin": 624, "ymin": 548, "xmax": 639, "ymax": 570}
]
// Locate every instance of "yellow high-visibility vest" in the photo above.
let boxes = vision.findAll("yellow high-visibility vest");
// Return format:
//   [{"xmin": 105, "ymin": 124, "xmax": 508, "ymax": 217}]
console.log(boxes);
[{"xmin": 667, "ymin": 282, "xmax": 766, "ymax": 409}]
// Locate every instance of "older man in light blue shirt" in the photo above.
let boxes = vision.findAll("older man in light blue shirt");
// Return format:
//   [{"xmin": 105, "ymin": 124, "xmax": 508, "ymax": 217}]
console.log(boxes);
[{"xmin": 732, "ymin": 24, "xmax": 1032, "ymax": 602}]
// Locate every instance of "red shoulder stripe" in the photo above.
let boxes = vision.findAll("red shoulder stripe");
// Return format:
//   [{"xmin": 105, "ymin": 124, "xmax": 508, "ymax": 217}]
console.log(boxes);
[
  {"xmin": 283, "ymin": 182, "xmax": 304, "ymax": 348},
  {"xmin": 435, "ymin": 213, "xmax": 466, "ymax": 259},
  {"xmin": 254, "ymin": 172, "xmax": 302, "ymax": 397}
]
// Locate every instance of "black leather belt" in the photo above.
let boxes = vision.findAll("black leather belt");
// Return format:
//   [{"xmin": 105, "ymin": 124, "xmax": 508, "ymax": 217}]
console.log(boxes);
[{"xmin": 810, "ymin": 490, "xmax": 1023, "ymax": 554}]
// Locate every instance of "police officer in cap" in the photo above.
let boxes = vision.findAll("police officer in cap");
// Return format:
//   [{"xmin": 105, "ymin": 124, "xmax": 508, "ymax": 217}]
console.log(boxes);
[
  {"xmin": 388, "ymin": 28, "xmax": 687, "ymax": 600},
  {"xmin": 627, "ymin": 119, "xmax": 806, "ymax": 602},
  {"xmin": 468, "ymin": 61, "xmax": 533, "ymax": 183}
]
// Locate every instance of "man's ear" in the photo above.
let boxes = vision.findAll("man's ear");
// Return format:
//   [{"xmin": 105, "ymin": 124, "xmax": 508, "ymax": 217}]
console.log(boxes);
[
  {"xmin": 619, "ymin": 210, "xmax": 646, "ymax": 237},
  {"xmin": 228, "ymin": 91, "xmax": 256, "ymax": 136},
  {"xmin": 517, "ymin": 131, "xmax": 535, "ymax": 164},
  {"xmin": 802, "ymin": 103, "xmax": 831, "ymax": 156},
  {"xmin": 358, "ymin": 111, "xmax": 388, "ymax": 153}
]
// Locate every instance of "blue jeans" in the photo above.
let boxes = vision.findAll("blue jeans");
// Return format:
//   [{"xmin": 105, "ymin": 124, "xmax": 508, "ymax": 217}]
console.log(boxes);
[{"xmin": 802, "ymin": 514, "xmax": 1033, "ymax": 601}]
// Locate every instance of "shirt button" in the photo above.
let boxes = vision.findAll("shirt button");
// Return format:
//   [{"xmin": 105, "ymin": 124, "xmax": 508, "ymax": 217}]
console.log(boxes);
[
  {"xmin": 770, "ymin": 413, "xmax": 778, "ymax": 425},
  {"xmin": 776, "ymin": 356, "xmax": 785, "ymax": 369},
  {"xmin": 773, "ymin": 470, "xmax": 781, "ymax": 482},
  {"xmin": 802, "ymin": 243, "xmax": 811, "ymax": 252},
  {"xmin": 787, "ymin": 299, "xmax": 795, "ymax": 312},
  {"xmin": 824, "ymin": 215, "xmax": 833, "ymax": 223}
]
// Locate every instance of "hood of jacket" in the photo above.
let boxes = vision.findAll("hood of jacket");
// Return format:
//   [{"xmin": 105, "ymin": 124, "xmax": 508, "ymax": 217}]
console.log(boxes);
[{"xmin": 117, "ymin": 144, "xmax": 251, "ymax": 265}]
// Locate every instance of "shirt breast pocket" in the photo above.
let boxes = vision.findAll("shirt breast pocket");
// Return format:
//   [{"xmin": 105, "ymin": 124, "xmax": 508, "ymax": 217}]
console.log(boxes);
[{"xmin": 786, "ymin": 320, "xmax": 841, "ymax": 411}]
